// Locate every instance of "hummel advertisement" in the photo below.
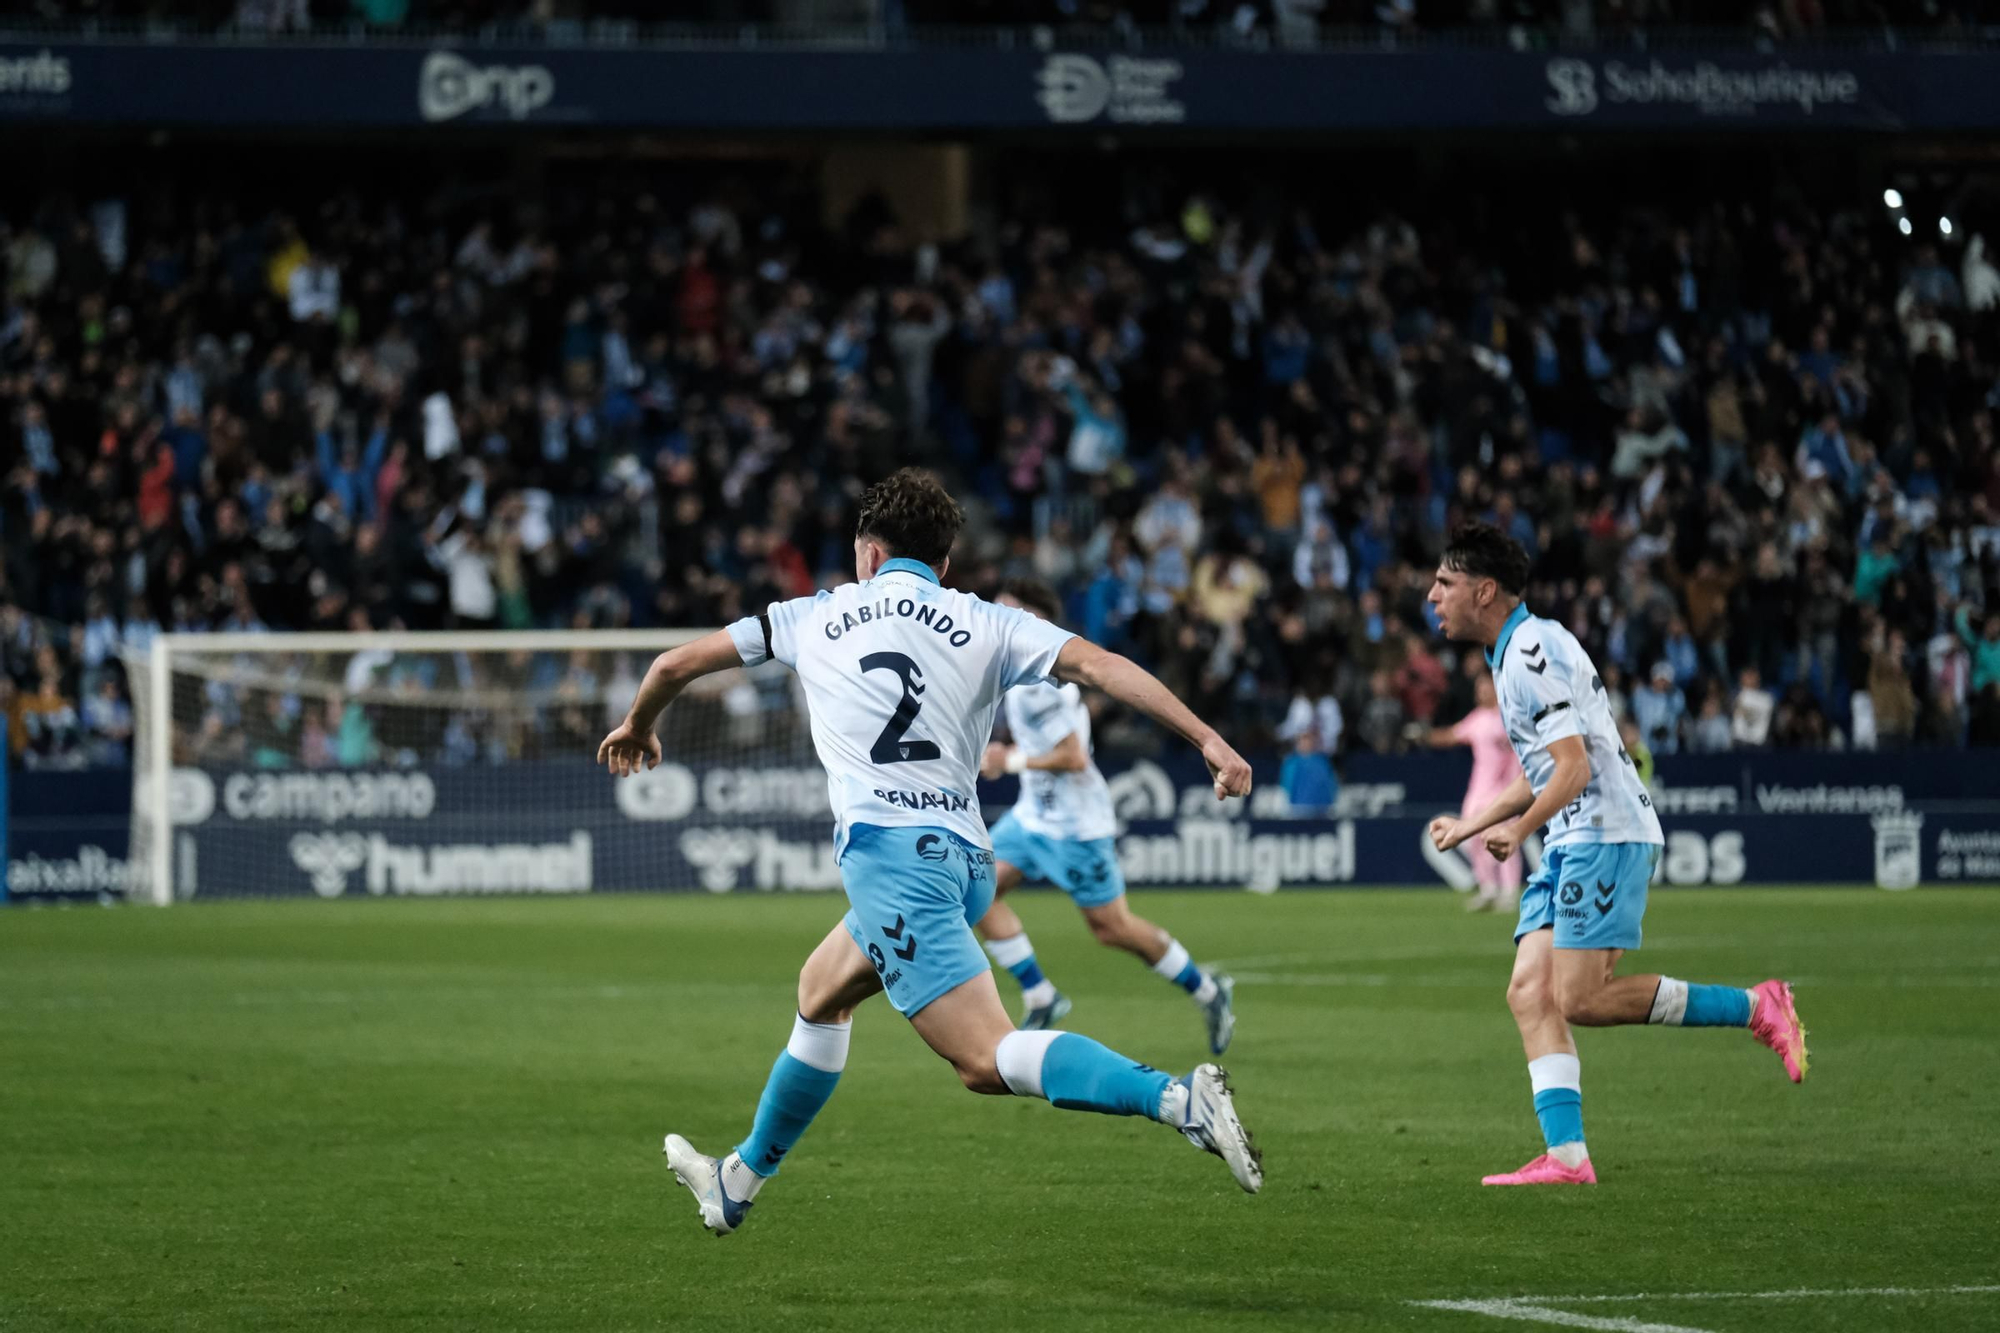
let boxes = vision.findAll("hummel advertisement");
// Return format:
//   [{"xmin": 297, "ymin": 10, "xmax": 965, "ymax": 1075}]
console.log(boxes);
[{"xmin": 6, "ymin": 753, "xmax": 1996, "ymax": 902}]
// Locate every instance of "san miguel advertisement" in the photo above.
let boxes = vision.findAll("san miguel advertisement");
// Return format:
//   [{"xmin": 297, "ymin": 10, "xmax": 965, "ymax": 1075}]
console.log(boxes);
[{"xmin": 6, "ymin": 751, "xmax": 1998, "ymax": 902}]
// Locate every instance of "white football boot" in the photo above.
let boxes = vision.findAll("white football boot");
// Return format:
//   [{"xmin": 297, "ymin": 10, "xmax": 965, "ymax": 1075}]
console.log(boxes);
[
  {"xmin": 663, "ymin": 1134, "xmax": 755, "ymax": 1236},
  {"xmin": 1169, "ymin": 1063, "xmax": 1263, "ymax": 1193}
]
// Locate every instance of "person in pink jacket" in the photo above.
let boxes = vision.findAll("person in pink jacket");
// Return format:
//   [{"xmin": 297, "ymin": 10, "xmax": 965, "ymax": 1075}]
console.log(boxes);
[{"xmin": 1415, "ymin": 672, "xmax": 1524, "ymax": 911}]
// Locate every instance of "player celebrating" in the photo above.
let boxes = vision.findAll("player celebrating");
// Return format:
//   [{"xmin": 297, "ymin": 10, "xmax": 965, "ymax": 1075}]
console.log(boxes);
[
  {"xmin": 598, "ymin": 470, "xmax": 1262, "ymax": 1235},
  {"xmin": 971, "ymin": 578, "xmax": 1235, "ymax": 1053},
  {"xmin": 1424, "ymin": 522, "xmax": 1807, "ymax": 1187},
  {"xmin": 1412, "ymin": 671, "xmax": 1524, "ymax": 913}
]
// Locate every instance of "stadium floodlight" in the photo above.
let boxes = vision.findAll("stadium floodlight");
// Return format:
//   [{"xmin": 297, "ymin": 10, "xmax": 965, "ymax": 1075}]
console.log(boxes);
[
  {"xmin": 1883, "ymin": 188, "xmax": 1904, "ymax": 210},
  {"xmin": 1899, "ymin": 217, "xmax": 1914, "ymax": 236},
  {"xmin": 1940, "ymin": 217, "xmax": 1955, "ymax": 237}
]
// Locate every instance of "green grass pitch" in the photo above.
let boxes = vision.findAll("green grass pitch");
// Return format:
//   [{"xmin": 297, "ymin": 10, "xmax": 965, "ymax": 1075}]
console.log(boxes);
[{"xmin": 4, "ymin": 887, "xmax": 1998, "ymax": 1332}]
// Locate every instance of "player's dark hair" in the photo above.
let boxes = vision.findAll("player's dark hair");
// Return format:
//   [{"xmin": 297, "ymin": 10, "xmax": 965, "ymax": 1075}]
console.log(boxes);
[
  {"xmin": 998, "ymin": 577, "xmax": 1063, "ymax": 622},
  {"xmin": 1441, "ymin": 521, "xmax": 1531, "ymax": 595},
  {"xmin": 855, "ymin": 468, "xmax": 964, "ymax": 568}
]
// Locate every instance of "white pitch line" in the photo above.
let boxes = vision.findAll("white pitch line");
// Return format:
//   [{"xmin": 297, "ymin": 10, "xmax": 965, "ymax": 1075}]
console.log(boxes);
[
  {"xmin": 1414, "ymin": 1284, "xmax": 2000, "ymax": 1331},
  {"xmin": 1414, "ymin": 1299, "xmax": 1713, "ymax": 1333},
  {"xmin": 1559, "ymin": 1285, "xmax": 2000, "ymax": 1303}
]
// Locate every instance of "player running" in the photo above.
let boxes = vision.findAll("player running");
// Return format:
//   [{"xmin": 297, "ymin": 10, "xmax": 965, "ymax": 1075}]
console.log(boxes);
[
  {"xmin": 1412, "ymin": 671, "xmax": 1524, "ymax": 913},
  {"xmin": 1424, "ymin": 522, "xmax": 1808, "ymax": 1187},
  {"xmin": 598, "ymin": 470, "xmax": 1262, "ymax": 1235},
  {"xmin": 971, "ymin": 578, "xmax": 1235, "ymax": 1053}
]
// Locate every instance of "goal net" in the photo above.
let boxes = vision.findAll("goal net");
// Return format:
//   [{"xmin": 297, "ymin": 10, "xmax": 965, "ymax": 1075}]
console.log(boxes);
[{"xmin": 124, "ymin": 630, "xmax": 843, "ymax": 905}]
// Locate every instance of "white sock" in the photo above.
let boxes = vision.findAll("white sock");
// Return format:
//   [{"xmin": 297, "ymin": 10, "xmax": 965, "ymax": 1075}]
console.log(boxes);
[
  {"xmin": 1021, "ymin": 980, "xmax": 1058, "ymax": 1009},
  {"xmin": 983, "ymin": 933, "xmax": 1036, "ymax": 968},
  {"xmin": 1156, "ymin": 1079, "xmax": 1190, "ymax": 1128},
  {"xmin": 1648, "ymin": 977, "xmax": 1689, "ymax": 1025},
  {"xmin": 1548, "ymin": 1141, "xmax": 1590, "ymax": 1169},
  {"xmin": 994, "ymin": 1029, "xmax": 1062, "ymax": 1099},
  {"xmin": 1189, "ymin": 973, "xmax": 1219, "ymax": 1005},
  {"xmin": 721, "ymin": 1152, "xmax": 766, "ymax": 1201},
  {"xmin": 786, "ymin": 1012, "xmax": 853, "ymax": 1072}
]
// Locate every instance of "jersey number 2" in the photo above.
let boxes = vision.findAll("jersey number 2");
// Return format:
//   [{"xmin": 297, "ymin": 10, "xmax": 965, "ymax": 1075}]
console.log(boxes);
[{"xmin": 860, "ymin": 652, "xmax": 941, "ymax": 765}]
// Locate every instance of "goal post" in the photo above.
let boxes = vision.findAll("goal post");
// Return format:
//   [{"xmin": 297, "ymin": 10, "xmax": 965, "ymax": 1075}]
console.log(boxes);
[{"xmin": 123, "ymin": 628, "xmax": 843, "ymax": 905}]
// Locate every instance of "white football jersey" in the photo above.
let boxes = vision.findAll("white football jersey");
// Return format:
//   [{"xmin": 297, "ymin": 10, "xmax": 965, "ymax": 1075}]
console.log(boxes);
[
  {"xmin": 1004, "ymin": 681, "xmax": 1118, "ymax": 842},
  {"xmin": 1487, "ymin": 604, "xmax": 1664, "ymax": 849},
  {"xmin": 727, "ymin": 559, "xmax": 1076, "ymax": 855}
]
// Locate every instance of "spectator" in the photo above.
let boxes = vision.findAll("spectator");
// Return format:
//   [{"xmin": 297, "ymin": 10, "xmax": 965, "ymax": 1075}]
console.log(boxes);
[
  {"xmin": 1631, "ymin": 661, "xmax": 1687, "ymax": 755},
  {"xmin": 1731, "ymin": 667, "xmax": 1776, "ymax": 748},
  {"xmin": 286, "ymin": 245, "xmax": 341, "ymax": 324},
  {"xmin": 1955, "ymin": 603, "xmax": 2000, "ymax": 696},
  {"xmin": 1618, "ymin": 716, "xmax": 1655, "ymax": 786},
  {"xmin": 1279, "ymin": 730, "xmax": 1338, "ymax": 817},
  {"xmin": 1853, "ymin": 532, "xmax": 1901, "ymax": 608},
  {"xmin": 1276, "ymin": 684, "xmax": 1344, "ymax": 757},
  {"xmin": 1393, "ymin": 631, "xmax": 1448, "ymax": 726},
  {"xmin": 1689, "ymin": 694, "xmax": 1733, "ymax": 754},
  {"xmin": 1358, "ymin": 670, "xmax": 1409, "ymax": 755},
  {"xmin": 1773, "ymin": 682, "xmax": 1831, "ymax": 749},
  {"xmin": 1870, "ymin": 627, "xmax": 1919, "ymax": 749},
  {"xmin": 1292, "ymin": 519, "xmax": 1350, "ymax": 593}
]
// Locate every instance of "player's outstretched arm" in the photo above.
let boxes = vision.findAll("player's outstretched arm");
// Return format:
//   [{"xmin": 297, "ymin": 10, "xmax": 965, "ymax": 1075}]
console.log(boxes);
[
  {"xmin": 1052, "ymin": 638, "xmax": 1251, "ymax": 800},
  {"xmin": 598, "ymin": 630, "xmax": 746, "ymax": 776}
]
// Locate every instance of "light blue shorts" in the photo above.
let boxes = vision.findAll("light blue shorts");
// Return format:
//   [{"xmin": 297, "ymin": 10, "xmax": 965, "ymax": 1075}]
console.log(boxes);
[
  {"xmin": 1515, "ymin": 842, "xmax": 1660, "ymax": 951},
  {"xmin": 988, "ymin": 810, "xmax": 1126, "ymax": 908},
  {"xmin": 839, "ymin": 823, "xmax": 996, "ymax": 1018}
]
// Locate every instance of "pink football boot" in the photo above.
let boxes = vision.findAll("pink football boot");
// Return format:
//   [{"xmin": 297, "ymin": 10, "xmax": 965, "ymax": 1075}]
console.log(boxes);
[
  {"xmin": 1481, "ymin": 1152, "xmax": 1597, "ymax": 1186},
  {"xmin": 1749, "ymin": 979, "xmax": 1809, "ymax": 1083}
]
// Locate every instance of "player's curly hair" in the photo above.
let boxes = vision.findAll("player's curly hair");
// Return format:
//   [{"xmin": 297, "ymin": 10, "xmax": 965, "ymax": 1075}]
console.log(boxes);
[
  {"xmin": 855, "ymin": 468, "xmax": 964, "ymax": 568},
  {"xmin": 1441, "ymin": 520, "xmax": 1531, "ymax": 595},
  {"xmin": 998, "ymin": 577, "xmax": 1063, "ymax": 622}
]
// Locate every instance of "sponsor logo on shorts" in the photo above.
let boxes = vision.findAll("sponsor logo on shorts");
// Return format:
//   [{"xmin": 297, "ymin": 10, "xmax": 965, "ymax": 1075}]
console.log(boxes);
[{"xmin": 915, "ymin": 834, "xmax": 949, "ymax": 862}]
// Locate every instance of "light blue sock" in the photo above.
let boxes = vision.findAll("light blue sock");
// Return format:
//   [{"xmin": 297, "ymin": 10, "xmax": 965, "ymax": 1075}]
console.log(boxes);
[
  {"xmin": 1002, "ymin": 1031, "xmax": 1172, "ymax": 1118},
  {"xmin": 1528, "ymin": 1053, "xmax": 1585, "ymax": 1149},
  {"xmin": 1650, "ymin": 977, "xmax": 1753, "ymax": 1028},
  {"xmin": 735, "ymin": 1017, "xmax": 847, "ymax": 1178},
  {"xmin": 1533, "ymin": 1089, "xmax": 1585, "ymax": 1149}
]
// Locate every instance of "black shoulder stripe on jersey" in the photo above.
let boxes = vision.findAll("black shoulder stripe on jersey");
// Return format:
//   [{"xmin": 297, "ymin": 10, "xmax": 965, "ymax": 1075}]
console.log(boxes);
[
  {"xmin": 758, "ymin": 610, "xmax": 773, "ymax": 660},
  {"xmin": 1532, "ymin": 701, "xmax": 1571, "ymax": 723}
]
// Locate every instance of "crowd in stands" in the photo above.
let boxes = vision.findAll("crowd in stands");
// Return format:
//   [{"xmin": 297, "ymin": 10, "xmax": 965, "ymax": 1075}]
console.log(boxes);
[{"xmin": 5, "ymin": 150, "xmax": 2000, "ymax": 773}]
